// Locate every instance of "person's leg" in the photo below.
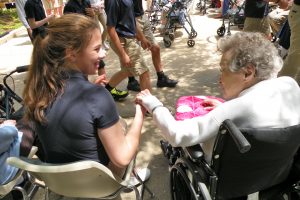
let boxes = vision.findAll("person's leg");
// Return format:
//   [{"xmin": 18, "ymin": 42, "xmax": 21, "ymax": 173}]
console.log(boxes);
[
  {"xmin": 280, "ymin": 3, "xmax": 300, "ymax": 84},
  {"xmin": 139, "ymin": 71, "xmax": 151, "ymax": 91},
  {"xmin": 126, "ymin": 37, "xmax": 152, "ymax": 91},
  {"xmin": 127, "ymin": 15, "xmax": 177, "ymax": 91},
  {"xmin": 243, "ymin": 16, "xmax": 271, "ymax": 38},
  {"xmin": 98, "ymin": 12, "xmax": 108, "ymax": 42}
]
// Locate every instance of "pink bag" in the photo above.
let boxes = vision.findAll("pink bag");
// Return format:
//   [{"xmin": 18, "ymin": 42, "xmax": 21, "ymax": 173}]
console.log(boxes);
[{"xmin": 175, "ymin": 96, "xmax": 224, "ymax": 121}]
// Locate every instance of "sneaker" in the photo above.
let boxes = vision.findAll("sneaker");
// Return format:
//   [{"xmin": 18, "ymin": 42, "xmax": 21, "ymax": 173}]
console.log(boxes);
[
  {"xmin": 110, "ymin": 88, "xmax": 129, "ymax": 101},
  {"xmin": 157, "ymin": 75, "xmax": 178, "ymax": 88},
  {"xmin": 103, "ymin": 41, "xmax": 110, "ymax": 50},
  {"xmin": 127, "ymin": 79, "xmax": 141, "ymax": 92},
  {"xmin": 128, "ymin": 168, "xmax": 151, "ymax": 186}
]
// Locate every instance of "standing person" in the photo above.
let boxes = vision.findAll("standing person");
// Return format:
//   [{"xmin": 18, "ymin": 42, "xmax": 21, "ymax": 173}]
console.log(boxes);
[
  {"xmin": 243, "ymin": 0, "xmax": 271, "ymax": 37},
  {"xmin": 24, "ymin": 0, "xmax": 55, "ymax": 40},
  {"xmin": 126, "ymin": 0, "xmax": 178, "ymax": 92},
  {"xmin": 22, "ymin": 14, "xmax": 150, "ymax": 179},
  {"xmin": 275, "ymin": 0, "xmax": 300, "ymax": 84},
  {"xmin": 90, "ymin": 0, "xmax": 110, "ymax": 50},
  {"xmin": 104, "ymin": 0, "xmax": 152, "ymax": 100},
  {"xmin": 15, "ymin": 0, "xmax": 33, "ymax": 41},
  {"xmin": 63, "ymin": 0, "xmax": 95, "ymax": 17}
]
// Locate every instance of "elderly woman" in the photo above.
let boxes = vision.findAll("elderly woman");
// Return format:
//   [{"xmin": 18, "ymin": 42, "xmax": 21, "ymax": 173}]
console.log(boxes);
[{"xmin": 136, "ymin": 32, "xmax": 300, "ymax": 162}]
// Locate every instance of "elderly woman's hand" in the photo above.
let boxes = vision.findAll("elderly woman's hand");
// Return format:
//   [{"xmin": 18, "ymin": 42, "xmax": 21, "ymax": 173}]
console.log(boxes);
[
  {"xmin": 202, "ymin": 99, "xmax": 223, "ymax": 111},
  {"xmin": 135, "ymin": 89, "xmax": 163, "ymax": 114}
]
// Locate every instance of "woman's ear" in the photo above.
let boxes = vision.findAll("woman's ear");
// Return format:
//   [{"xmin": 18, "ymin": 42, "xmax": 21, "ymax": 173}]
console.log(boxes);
[
  {"xmin": 65, "ymin": 48, "xmax": 76, "ymax": 63},
  {"xmin": 243, "ymin": 63, "xmax": 256, "ymax": 80}
]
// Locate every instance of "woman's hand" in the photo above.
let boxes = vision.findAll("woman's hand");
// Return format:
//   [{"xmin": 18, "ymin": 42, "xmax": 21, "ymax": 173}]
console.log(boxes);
[{"xmin": 94, "ymin": 74, "xmax": 108, "ymax": 86}]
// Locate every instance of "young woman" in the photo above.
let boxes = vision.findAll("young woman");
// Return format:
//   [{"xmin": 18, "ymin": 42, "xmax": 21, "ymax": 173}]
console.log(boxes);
[{"xmin": 23, "ymin": 14, "xmax": 146, "ymax": 178}]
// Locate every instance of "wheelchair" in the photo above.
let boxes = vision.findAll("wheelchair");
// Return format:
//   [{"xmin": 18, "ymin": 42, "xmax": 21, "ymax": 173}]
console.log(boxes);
[{"xmin": 161, "ymin": 119, "xmax": 300, "ymax": 200}]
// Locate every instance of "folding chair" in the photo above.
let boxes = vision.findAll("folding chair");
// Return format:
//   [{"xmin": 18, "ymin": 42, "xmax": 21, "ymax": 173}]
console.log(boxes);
[
  {"xmin": 0, "ymin": 146, "xmax": 38, "ymax": 200},
  {"xmin": 6, "ymin": 157, "xmax": 154, "ymax": 200},
  {"xmin": 161, "ymin": 119, "xmax": 300, "ymax": 199}
]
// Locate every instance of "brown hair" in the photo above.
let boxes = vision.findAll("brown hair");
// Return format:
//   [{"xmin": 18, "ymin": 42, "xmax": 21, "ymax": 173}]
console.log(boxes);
[{"xmin": 23, "ymin": 14, "xmax": 100, "ymax": 124}]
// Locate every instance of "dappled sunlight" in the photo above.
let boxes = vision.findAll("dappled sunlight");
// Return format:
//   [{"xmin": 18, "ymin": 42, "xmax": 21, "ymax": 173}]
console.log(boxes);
[{"xmin": 1, "ymin": 3, "xmax": 244, "ymax": 198}]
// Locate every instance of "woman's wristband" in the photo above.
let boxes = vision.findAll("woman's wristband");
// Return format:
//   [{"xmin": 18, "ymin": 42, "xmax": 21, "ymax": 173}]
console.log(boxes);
[{"xmin": 151, "ymin": 105, "xmax": 164, "ymax": 114}]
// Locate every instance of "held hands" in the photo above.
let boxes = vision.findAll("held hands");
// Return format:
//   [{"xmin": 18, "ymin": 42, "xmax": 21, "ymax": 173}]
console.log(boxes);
[{"xmin": 135, "ymin": 89, "xmax": 163, "ymax": 114}]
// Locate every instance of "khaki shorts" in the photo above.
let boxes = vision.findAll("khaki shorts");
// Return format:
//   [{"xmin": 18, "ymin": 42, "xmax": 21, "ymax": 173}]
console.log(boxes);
[
  {"xmin": 280, "ymin": 3, "xmax": 300, "ymax": 84},
  {"xmin": 110, "ymin": 37, "xmax": 149, "ymax": 76},
  {"xmin": 243, "ymin": 16, "xmax": 271, "ymax": 36},
  {"xmin": 137, "ymin": 14, "xmax": 157, "ymax": 45}
]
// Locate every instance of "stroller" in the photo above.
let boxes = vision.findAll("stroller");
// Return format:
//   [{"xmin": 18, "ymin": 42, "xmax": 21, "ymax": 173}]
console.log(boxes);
[
  {"xmin": 162, "ymin": 0, "xmax": 197, "ymax": 48},
  {"xmin": 196, "ymin": 0, "xmax": 208, "ymax": 15},
  {"xmin": 145, "ymin": 0, "xmax": 164, "ymax": 33},
  {"xmin": 217, "ymin": 0, "xmax": 245, "ymax": 36}
]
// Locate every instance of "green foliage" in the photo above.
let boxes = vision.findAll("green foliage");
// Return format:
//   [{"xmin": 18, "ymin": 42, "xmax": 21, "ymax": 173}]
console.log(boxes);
[{"xmin": 0, "ymin": 8, "xmax": 22, "ymax": 36}]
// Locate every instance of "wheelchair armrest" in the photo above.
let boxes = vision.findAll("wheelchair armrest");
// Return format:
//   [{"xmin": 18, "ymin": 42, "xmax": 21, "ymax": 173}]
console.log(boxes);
[
  {"xmin": 222, "ymin": 119, "xmax": 251, "ymax": 153},
  {"xmin": 185, "ymin": 144, "xmax": 204, "ymax": 162}
]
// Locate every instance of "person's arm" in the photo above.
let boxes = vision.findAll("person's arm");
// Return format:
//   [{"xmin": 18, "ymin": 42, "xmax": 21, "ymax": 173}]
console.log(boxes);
[
  {"xmin": 27, "ymin": 14, "xmax": 54, "ymax": 29},
  {"xmin": 267, "ymin": 0, "xmax": 291, "ymax": 9},
  {"xmin": 135, "ymin": 19, "xmax": 151, "ymax": 50},
  {"xmin": 135, "ymin": 90, "xmax": 221, "ymax": 147},
  {"xmin": 98, "ymin": 104, "xmax": 145, "ymax": 168},
  {"xmin": 107, "ymin": 26, "xmax": 131, "ymax": 67}
]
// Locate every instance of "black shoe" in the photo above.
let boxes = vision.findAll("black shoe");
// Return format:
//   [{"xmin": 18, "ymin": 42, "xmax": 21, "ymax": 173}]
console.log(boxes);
[
  {"xmin": 157, "ymin": 75, "xmax": 178, "ymax": 88},
  {"xmin": 127, "ymin": 79, "xmax": 141, "ymax": 92}
]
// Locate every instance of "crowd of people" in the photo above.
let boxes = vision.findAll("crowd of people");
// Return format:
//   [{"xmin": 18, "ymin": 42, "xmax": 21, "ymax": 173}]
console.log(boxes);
[{"xmin": 1, "ymin": 0, "xmax": 300, "ymax": 199}]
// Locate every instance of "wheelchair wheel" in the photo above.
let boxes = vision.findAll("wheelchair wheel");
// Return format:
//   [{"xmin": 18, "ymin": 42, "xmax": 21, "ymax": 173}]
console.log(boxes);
[
  {"xmin": 169, "ymin": 33, "xmax": 175, "ymax": 41},
  {"xmin": 170, "ymin": 158, "xmax": 209, "ymax": 200},
  {"xmin": 217, "ymin": 26, "xmax": 226, "ymax": 37},
  {"xmin": 187, "ymin": 39, "xmax": 195, "ymax": 47},
  {"xmin": 151, "ymin": 26, "xmax": 156, "ymax": 33},
  {"xmin": 170, "ymin": 164, "xmax": 199, "ymax": 200},
  {"xmin": 190, "ymin": 31, "xmax": 197, "ymax": 39},
  {"xmin": 164, "ymin": 39, "xmax": 172, "ymax": 48}
]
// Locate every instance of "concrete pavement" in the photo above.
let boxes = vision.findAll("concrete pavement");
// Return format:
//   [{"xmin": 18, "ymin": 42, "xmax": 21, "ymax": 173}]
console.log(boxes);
[{"xmin": 0, "ymin": 3, "xmax": 242, "ymax": 199}]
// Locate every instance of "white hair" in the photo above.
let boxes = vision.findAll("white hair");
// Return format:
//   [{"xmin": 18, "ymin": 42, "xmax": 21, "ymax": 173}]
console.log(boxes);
[{"xmin": 218, "ymin": 32, "xmax": 283, "ymax": 80}]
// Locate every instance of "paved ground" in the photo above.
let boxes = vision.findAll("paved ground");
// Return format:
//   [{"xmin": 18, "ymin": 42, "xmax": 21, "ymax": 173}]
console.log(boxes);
[{"xmin": 0, "ymin": 3, "xmax": 242, "ymax": 199}]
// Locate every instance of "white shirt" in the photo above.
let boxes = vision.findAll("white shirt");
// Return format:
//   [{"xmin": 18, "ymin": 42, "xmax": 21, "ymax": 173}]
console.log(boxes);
[
  {"xmin": 16, "ymin": 0, "xmax": 30, "ymax": 29},
  {"xmin": 153, "ymin": 77, "xmax": 300, "ymax": 162}
]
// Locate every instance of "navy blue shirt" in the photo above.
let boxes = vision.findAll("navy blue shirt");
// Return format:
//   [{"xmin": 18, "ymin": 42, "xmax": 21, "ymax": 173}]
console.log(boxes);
[
  {"xmin": 36, "ymin": 70, "xmax": 119, "ymax": 166},
  {"xmin": 134, "ymin": 0, "xmax": 144, "ymax": 17},
  {"xmin": 63, "ymin": 0, "xmax": 91, "ymax": 15},
  {"xmin": 24, "ymin": 0, "xmax": 47, "ymax": 39},
  {"xmin": 245, "ymin": 0, "xmax": 268, "ymax": 18},
  {"xmin": 105, "ymin": 0, "xmax": 136, "ymax": 37}
]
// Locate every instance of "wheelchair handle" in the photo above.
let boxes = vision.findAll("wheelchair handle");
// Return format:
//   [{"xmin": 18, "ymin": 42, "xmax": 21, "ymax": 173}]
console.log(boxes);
[
  {"xmin": 3, "ymin": 65, "xmax": 28, "ymax": 104},
  {"xmin": 15, "ymin": 65, "xmax": 29, "ymax": 73},
  {"xmin": 222, "ymin": 119, "xmax": 251, "ymax": 153}
]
